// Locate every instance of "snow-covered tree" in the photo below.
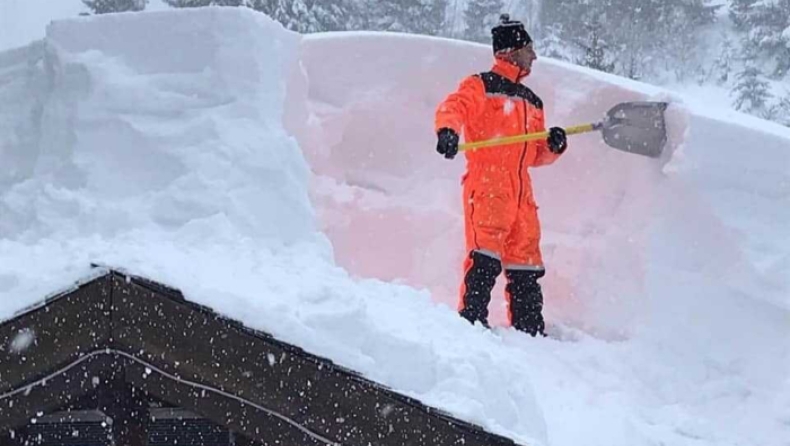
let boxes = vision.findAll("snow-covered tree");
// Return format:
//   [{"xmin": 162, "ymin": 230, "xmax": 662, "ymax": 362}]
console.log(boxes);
[
  {"xmin": 412, "ymin": 0, "xmax": 450, "ymax": 35},
  {"xmin": 247, "ymin": 0, "xmax": 306, "ymax": 31},
  {"xmin": 193, "ymin": 0, "xmax": 357, "ymax": 32},
  {"xmin": 729, "ymin": 0, "xmax": 758, "ymax": 30},
  {"xmin": 165, "ymin": 0, "xmax": 242, "ymax": 6},
  {"xmin": 538, "ymin": 0, "xmax": 587, "ymax": 46},
  {"xmin": 666, "ymin": 9, "xmax": 694, "ymax": 80},
  {"xmin": 712, "ymin": 34, "xmax": 737, "ymax": 84},
  {"xmin": 361, "ymin": 0, "xmax": 448, "ymax": 35},
  {"xmin": 164, "ymin": 0, "xmax": 242, "ymax": 6},
  {"xmin": 764, "ymin": 91, "xmax": 790, "ymax": 125},
  {"xmin": 537, "ymin": 24, "xmax": 572, "ymax": 62},
  {"xmin": 748, "ymin": 0, "xmax": 790, "ymax": 77},
  {"xmin": 463, "ymin": 0, "xmax": 504, "ymax": 43},
  {"xmin": 539, "ymin": 0, "xmax": 715, "ymax": 80},
  {"xmin": 83, "ymin": 0, "xmax": 146, "ymax": 14},
  {"xmin": 777, "ymin": 92, "xmax": 790, "ymax": 126},
  {"xmin": 306, "ymin": 0, "xmax": 358, "ymax": 31},
  {"xmin": 642, "ymin": 0, "xmax": 713, "ymax": 79},
  {"xmin": 732, "ymin": 61, "xmax": 772, "ymax": 114},
  {"xmin": 574, "ymin": 10, "xmax": 615, "ymax": 73}
]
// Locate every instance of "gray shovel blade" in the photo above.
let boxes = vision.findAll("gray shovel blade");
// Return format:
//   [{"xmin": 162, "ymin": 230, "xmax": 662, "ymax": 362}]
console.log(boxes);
[{"xmin": 600, "ymin": 102, "xmax": 668, "ymax": 158}]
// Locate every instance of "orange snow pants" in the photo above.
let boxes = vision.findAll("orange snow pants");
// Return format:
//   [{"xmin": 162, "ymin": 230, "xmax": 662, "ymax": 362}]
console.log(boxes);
[{"xmin": 461, "ymin": 169, "xmax": 544, "ymax": 271}]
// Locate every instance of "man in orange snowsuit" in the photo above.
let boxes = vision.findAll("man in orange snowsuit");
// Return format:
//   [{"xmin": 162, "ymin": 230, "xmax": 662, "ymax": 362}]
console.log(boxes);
[{"xmin": 434, "ymin": 15, "xmax": 567, "ymax": 336}]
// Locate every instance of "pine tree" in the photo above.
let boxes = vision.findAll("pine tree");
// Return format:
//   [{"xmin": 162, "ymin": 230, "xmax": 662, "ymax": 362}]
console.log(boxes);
[
  {"xmin": 412, "ymin": 0, "xmax": 449, "ymax": 35},
  {"xmin": 252, "ymin": 0, "xmax": 308, "ymax": 31},
  {"xmin": 775, "ymin": 92, "xmax": 790, "ymax": 126},
  {"xmin": 362, "ymin": 0, "xmax": 448, "ymax": 35},
  {"xmin": 306, "ymin": 0, "xmax": 357, "ymax": 32},
  {"xmin": 537, "ymin": 24, "xmax": 571, "ymax": 62},
  {"xmin": 731, "ymin": 62, "xmax": 772, "ymax": 114},
  {"xmin": 748, "ymin": 0, "xmax": 790, "ymax": 77},
  {"xmin": 575, "ymin": 12, "xmax": 615, "ymax": 73},
  {"xmin": 463, "ymin": 0, "xmax": 504, "ymax": 44},
  {"xmin": 539, "ymin": 0, "xmax": 605, "ymax": 67},
  {"xmin": 729, "ymin": 0, "xmax": 757, "ymax": 30},
  {"xmin": 665, "ymin": 1, "xmax": 714, "ymax": 82},
  {"xmin": 245, "ymin": 0, "xmax": 274, "ymax": 15},
  {"xmin": 541, "ymin": 0, "xmax": 717, "ymax": 79},
  {"xmin": 164, "ymin": 0, "xmax": 242, "ymax": 7},
  {"xmin": 712, "ymin": 34, "xmax": 736, "ymax": 84},
  {"xmin": 761, "ymin": 91, "xmax": 790, "ymax": 125},
  {"xmin": 246, "ymin": 0, "xmax": 356, "ymax": 33},
  {"xmin": 83, "ymin": 0, "xmax": 147, "ymax": 14}
]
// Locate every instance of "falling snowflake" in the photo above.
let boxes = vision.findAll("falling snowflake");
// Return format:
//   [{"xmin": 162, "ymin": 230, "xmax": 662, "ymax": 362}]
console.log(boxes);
[
  {"xmin": 503, "ymin": 99, "xmax": 515, "ymax": 115},
  {"xmin": 9, "ymin": 328, "xmax": 35, "ymax": 354}
]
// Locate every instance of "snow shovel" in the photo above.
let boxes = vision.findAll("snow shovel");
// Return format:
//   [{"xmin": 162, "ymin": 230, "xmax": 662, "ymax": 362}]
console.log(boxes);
[{"xmin": 459, "ymin": 101, "xmax": 669, "ymax": 158}]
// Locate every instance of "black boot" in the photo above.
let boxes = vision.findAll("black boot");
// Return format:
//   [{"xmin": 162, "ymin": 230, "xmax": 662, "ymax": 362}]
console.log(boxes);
[
  {"xmin": 505, "ymin": 269, "xmax": 546, "ymax": 337},
  {"xmin": 459, "ymin": 251, "xmax": 502, "ymax": 327}
]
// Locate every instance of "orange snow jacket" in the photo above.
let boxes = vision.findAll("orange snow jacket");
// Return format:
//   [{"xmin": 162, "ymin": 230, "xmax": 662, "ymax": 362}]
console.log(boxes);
[{"xmin": 435, "ymin": 58, "xmax": 562, "ymax": 269}]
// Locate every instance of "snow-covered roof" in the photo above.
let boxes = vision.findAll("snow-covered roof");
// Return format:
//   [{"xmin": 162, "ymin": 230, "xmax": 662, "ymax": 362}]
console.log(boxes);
[{"xmin": 0, "ymin": 268, "xmax": 522, "ymax": 446}]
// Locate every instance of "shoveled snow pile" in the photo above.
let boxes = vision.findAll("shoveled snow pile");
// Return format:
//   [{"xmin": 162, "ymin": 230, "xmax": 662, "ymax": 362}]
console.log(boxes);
[{"xmin": 1, "ymin": 7, "xmax": 788, "ymax": 446}]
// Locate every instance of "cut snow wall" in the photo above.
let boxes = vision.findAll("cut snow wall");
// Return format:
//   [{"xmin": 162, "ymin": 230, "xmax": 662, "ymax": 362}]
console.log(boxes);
[
  {"xmin": 0, "ymin": 8, "xmax": 314, "ymax": 245},
  {"xmin": 293, "ymin": 33, "xmax": 688, "ymax": 335}
]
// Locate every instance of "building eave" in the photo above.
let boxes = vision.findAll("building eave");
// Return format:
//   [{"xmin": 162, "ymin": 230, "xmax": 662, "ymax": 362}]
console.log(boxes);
[{"xmin": 0, "ymin": 269, "xmax": 525, "ymax": 446}]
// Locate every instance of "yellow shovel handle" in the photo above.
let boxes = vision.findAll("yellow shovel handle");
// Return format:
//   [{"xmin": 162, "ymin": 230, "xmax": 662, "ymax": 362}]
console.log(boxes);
[{"xmin": 459, "ymin": 123, "xmax": 597, "ymax": 152}]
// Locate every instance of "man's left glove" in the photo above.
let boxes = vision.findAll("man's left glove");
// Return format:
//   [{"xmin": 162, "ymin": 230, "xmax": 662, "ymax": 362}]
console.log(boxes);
[
  {"xmin": 547, "ymin": 127, "xmax": 567, "ymax": 154},
  {"xmin": 436, "ymin": 127, "xmax": 460, "ymax": 160}
]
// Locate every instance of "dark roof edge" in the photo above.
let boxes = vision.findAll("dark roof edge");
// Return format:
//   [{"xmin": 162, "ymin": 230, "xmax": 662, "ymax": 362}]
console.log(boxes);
[
  {"xmin": 1, "ymin": 267, "xmax": 110, "ymax": 324},
  {"xmin": 1, "ymin": 266, "xmax": 526, "ymax": 446},
  {"xmin": 108, "ymin": 268, "xmax": 519, "ymax": 445}
]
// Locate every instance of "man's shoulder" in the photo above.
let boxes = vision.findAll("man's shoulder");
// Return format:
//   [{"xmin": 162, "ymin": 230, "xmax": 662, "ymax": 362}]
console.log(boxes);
[{"xmin": 474, "ymin": 71, "xmax": 543, "ymax": 110}]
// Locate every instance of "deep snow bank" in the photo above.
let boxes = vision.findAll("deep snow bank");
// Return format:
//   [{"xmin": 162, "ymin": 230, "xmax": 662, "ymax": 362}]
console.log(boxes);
[
  {"xmin": 1, "ymin": 8, "xmax": 311, "ymax": 244},
  {"xmin": 1, "ymin": 7, "xmax": 788, "ymax": 446},
  {"xmin": 294, "ymin": 31, "xmax": 789, "ymax": 327},
  {"xmin": 290, "ymin": 31, "xmax": 790, "ymax": 446},
  {"xmin": 0, "ymin": 9, "xmax": 548, "ymax": 446},
  {"xmin": 294, "ymin": 32, "xmax": 681, "ymax": 333}
]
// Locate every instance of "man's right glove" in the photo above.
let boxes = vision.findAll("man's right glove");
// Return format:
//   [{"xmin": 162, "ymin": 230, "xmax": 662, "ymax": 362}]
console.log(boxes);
[
  {"xmin": 436, "ymin": 127, "xmax": 460, "ymax": 160},
  {"xmin": 547, "ymin": 126, "xmax": 568, "ymax": 154}
]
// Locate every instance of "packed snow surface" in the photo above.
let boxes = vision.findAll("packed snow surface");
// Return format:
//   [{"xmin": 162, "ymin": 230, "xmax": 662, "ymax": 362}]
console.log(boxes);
[{"xmin": 1, "ymin": 8, "xmax": 788, "ymax": 446}]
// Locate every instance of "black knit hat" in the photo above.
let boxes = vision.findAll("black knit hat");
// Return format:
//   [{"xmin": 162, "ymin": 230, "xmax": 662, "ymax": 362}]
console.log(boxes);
[{"xmin": 491, "ymin": 14, "xmax": 532, "ymax": 54}]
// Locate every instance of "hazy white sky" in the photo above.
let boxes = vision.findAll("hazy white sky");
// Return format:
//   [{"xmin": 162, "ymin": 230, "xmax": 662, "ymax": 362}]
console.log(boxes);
[{"xmin": 0, "ymin": 0, "xmax": 169, "ymax": 51}]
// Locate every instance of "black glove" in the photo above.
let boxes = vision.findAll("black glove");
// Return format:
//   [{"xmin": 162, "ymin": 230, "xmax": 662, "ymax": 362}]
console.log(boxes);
[
  {"xmin": 547, "ymin": 127, "xmax": 567, "ymax": 154},
  {"xmin": 436, "ymin": 127, "xmax": 460, "ymax": 160}
]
